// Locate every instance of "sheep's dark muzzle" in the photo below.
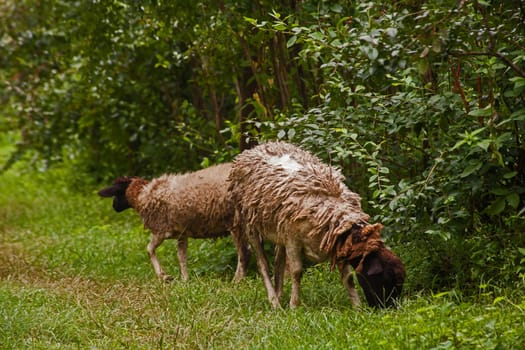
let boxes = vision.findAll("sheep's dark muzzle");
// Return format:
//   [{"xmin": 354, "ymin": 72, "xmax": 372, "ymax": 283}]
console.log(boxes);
[
  {"xmin": 353, "ymin": 249, "xmax": 405, "ymax": 308},
  {"xmin": 113, "ymin": 195, "xmax": 131, "ymax": 212}
]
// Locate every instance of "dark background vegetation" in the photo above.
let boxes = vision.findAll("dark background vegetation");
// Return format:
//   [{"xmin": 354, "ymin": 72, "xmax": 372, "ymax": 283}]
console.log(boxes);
[{"xmin": 1, "ymin": 0, "xmax": 524, "ymax": 293}]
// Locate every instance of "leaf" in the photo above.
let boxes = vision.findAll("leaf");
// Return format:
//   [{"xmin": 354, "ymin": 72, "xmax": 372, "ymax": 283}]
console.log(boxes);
[
  {"xmin": 330, "ymin": 38, "xmax": 342, "ymax": 47},
  {"xmin": 510, "ymin": 108, "xmax": 525, "ymax": 120},
  {"xmin": 460, "ymin": 162, "xmax": 482, "ymax": 178},
  {"xmin": 369, "ymin": 47, "xmax": 379, "ymax": 60},
  {"xmin": 451, "ymin": 139, "xmax": 467, "ymax": 151},
  {"xmin": 425, "ymin": 230, "xmax": 451, "ymax": 241},
  {"xmin": 385, "ymin": 27, "xmax": 398, "ymax": 38},
  {"xmin": 244, "ymin": 17, "xmax": 258, "ymax": 26},
  {"xmin": 493, "ymin": 296, "xmax": 506, "ymax": 305},
  {"xmin": 476, "ymin": 139, "xmax": 491, "ymax": 152},
  {"xmin": 270, "ymin": 10, "xmax": 281, "ymax": 19},
  {"xmin": 420, "ymin": 46, "xmax": 430, "ymax": 58},
  {"xmin": 506, "ymin": 193, "xmax": 520, "ymax": 209},
  {"xmin": 491, "ymin": 188, "xmax": 510, "ymax": 196},
  {"xmin": 273, "ymin": 22, "xmax": 287, "ymax": 31},
  {"xmin": 503, "ymin": 171, "xmax": 518, "ymax": 179},
  {"xmin": 485, "ymin": 197, "xmax": 506, "ymax": 216},
  {"xmin": 277, "ymin": 130, "xmax": 286, "ymax": 139},
  {"xmin": 431, "ymin": 38, "xmax": 441, "ymax": 53},
  {"xmin": 510, "ymin": 77, "xmax": 525, "ymax": 89},
  {"xmin": 468, "ymin": 106, "xmax": 492, "ymax": 117},
  {"xmin": 330, "ymin": 4, "xmax": 343, "ymax": 13},
  {"xmin": 309, "ymin": 32, "xmax": 325, "ymax": 41},
  {"xmin": 437, "ymin": 217, "xmax": 449, "ymax": 225},
  {"xmin": 286, "ymin": 35, "xmax": 297, "ymax": 48},
  {"xmin": 517, "ymin": 247, "xmax": 525, "ymax": 256},
  {"xmin": 360, "ymin": 35, "xmax": 374, "ymax": 44},
  {"xmin": 471, "ymin": 127, "xmax": 488, "ymax": 136},
  {"xmin": 497, "ymin": 108, "xmax": 525, "ymax": 128}
]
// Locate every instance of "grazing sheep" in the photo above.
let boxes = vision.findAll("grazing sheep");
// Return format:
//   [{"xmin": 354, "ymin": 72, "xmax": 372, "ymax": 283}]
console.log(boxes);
[
  {"xmin": 228, "ymin": 142, "xmax": 405, "ymax": 308},
  {"xmin": 98, "ymin": 163, "xmax": 250, "ymax": 282}
]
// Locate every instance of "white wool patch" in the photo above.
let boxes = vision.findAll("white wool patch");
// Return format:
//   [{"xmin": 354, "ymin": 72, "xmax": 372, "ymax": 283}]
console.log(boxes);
[{"xmin": 268, "ymin": 154, "xmax": 303, "ymax": 172}]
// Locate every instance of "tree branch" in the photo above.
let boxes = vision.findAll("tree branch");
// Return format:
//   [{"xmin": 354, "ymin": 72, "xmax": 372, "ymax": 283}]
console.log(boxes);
[
  {"xmin": 449, "ymin": 50, "xmax": 525, "ymax": 78},
  {"xmin": 494, "ymin": 52, "xmax": 525, "ymax": 78}
]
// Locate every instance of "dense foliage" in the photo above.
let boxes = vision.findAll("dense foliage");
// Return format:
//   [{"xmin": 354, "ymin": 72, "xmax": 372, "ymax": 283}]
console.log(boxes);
[{"xmin": 1, "ymin": 0, "xmax": 524, "ymax": 291}]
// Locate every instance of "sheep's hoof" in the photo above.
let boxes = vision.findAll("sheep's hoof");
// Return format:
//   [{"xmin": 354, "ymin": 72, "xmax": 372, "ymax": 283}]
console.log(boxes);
[
  {"xmin": 269, "ymin": 296, "xmax": 282, "ymax": 309},
  {"xmin": 232, "ymin": 272, "xmax": 246, "ymax": 283},
  {"xmin": 289, "ymin": 301, "xmax": 301, "ymax": 309},
  {"xmin": 161, "ymin": 275, "xmax": 174, "ymax": 283}
]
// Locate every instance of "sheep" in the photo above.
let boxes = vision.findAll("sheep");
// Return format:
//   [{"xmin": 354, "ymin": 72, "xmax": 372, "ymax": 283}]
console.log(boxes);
[
  {"xmin": 228, "ymin": 141, "xmax": 405, "ymax": 308},
  {"xmin": 98, "ymin": 163, "xmax": 250, "ymax": 282}
]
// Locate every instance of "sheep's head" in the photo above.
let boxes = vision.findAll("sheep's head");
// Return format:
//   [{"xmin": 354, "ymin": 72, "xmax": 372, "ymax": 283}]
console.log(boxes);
[
  {"xmin": 354, "ymin": 246, "xmax": 405, "ymax": 308},
  {"xmin": 335, "ymin": 223, "xmax": 405, "ymax": 308},
  {"xmin": 98, "ymin": 176, "xmax": 135, "ymax": 212}
]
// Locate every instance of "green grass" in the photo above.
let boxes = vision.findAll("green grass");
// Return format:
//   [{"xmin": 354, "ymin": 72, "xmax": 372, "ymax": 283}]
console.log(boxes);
[{"xmin": 1, "ymin": 158, "xmax": 525, "ymax": 349}]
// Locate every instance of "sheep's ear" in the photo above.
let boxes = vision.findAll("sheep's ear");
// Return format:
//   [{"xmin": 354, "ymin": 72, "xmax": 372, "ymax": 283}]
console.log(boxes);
[
  {"xmin": 98, "ymin": 185, "xmax": 120, "ymax": 197},
  {"xmin": 98, "ymin": 177, "xmax": 132, "ymax": 197},
  {"xmin": 362, "ymin": 223, "xmax": 383, "ymax": 240}
]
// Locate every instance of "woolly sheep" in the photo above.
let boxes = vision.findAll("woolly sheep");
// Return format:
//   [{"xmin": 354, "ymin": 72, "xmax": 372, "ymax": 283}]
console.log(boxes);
[
  {"xmin": 228, "ymin": 142, "xmax": 405, "ymax": 308},
  {"xmin": 98, "ymin": 163, "xmax": 250, "ymax": 282}
]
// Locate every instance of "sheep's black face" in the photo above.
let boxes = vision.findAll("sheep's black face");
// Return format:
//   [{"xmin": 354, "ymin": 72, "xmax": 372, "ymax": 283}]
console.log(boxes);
[
  {"xmin": 355, "ymin": 249, "xmax": 405, "ymax": 308},
  {"xmin": 111, "ymin": 195, "xmax": 131, "ymax": 212},
  {"xmin": 98, "ymin": 177, "xmax": 133, "ymax": 212}
]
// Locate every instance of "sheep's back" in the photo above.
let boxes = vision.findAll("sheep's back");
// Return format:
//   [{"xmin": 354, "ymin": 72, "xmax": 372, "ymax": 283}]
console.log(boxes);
[{"xmin": 139, "ymin": 163, "xmax": 233, "ymax": 238}]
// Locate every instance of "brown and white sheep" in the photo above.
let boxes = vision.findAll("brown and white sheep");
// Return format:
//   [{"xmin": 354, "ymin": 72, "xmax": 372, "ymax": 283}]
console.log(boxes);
[
  {"xmin": 228, "ymin": 142, "xmax": 405, "ymax": 308},
  {"xmin": 98, "ymin": 163, "xmax": 250, "ymax": 282}
]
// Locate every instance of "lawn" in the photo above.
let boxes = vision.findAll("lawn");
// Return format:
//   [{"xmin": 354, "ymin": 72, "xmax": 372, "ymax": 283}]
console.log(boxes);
[{"xmin": 1, "ymin": 141, "xmax": 524, "ymax": 349}]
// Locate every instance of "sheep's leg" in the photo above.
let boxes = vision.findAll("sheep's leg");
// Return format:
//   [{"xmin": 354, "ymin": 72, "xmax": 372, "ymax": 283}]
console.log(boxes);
[
  {"xmin": 274, "ymin": 245, "xmax": 286, "ymax": 301},
  {"xmin": 286, "ymin": 243, "xmax": 303, "ymax": 309},
  {"xmin": 249, "ymin": 235, "xmax": 280, "ymax": 308},
  {"xmin": 232, "ymin": 229, "xmax": 251, "ymax": 282},
  {"xmin": 338, "ymin": 262, "xmax": 361, "ymax": 308},
  {"xmin": 147, "ymin": 234, "xmax": 172, "ymax": 282},
  {"xmin": 177, "ymin": 237, "xmax": 189, "ymax": 282}
]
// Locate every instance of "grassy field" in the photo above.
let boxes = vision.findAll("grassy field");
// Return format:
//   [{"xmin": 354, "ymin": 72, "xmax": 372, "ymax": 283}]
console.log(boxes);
[{"xmin": 1, "ymin": 139, "xmax": 524, "ymax": 349}]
